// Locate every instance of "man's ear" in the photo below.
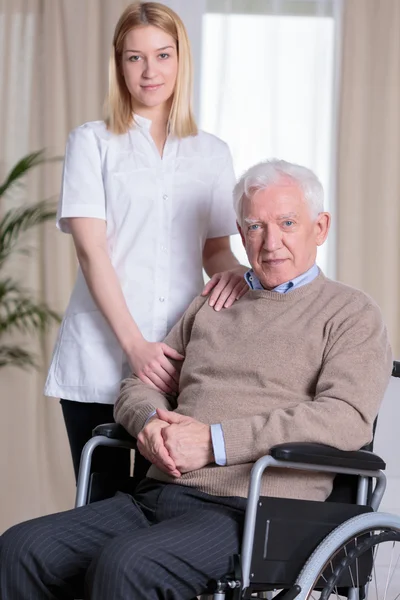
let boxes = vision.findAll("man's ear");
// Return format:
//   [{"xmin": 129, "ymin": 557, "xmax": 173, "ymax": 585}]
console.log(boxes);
[
  {"xmin": 315, "ymin": 212, "xmax": 331, "ymax": 246},
  {"xmin": 237, "ymin": 221, "xmax": 246, "ymax": 248}
]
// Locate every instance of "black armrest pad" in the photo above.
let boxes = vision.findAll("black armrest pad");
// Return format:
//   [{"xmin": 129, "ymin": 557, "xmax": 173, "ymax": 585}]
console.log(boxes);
[
  {"xmin": 270, "ymin": 442, "xmax": 386, "ymax": 471},
  {"xmin": 92, "ymin": 423, "xmax": 137, "ymax": 446},
  {"xmin": 392, "ymin": 360, "xmax": 400, "ymax": 378}
]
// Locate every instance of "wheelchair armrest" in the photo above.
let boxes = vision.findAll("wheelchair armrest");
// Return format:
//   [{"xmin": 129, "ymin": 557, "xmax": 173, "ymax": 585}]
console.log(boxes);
[
  {"xmin": 92, "ymin": 423, "xmax": 137, "ymax": 447},
  {"xmin": 270, "ymin": 442, "xmax": 386, "ymax": 471},
  {"xmin": 392, "ymin": 360, "xmax": 400, "ymax": 377}
]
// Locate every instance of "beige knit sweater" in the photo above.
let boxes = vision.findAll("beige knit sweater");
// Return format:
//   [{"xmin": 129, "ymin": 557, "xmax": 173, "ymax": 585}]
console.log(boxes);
[{"xmin": 114, "ymin": 272, "xmax": 392, "ymax": 501}]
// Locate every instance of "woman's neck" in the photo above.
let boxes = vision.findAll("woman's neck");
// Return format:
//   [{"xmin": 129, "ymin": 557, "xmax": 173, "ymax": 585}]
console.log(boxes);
[
  {"xmin": 133, "ymin": 101, "xmax": 171, "ymax": 132},
  {"xmin": 133, "ymin": 101, "xmax": 172, "ymax": 156}
]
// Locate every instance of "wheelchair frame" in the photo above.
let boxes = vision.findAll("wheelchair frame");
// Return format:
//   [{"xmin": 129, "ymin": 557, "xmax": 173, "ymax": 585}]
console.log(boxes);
[{"xmin": 75, "ymin": 361, "xmax": 400, "ymax": 599}]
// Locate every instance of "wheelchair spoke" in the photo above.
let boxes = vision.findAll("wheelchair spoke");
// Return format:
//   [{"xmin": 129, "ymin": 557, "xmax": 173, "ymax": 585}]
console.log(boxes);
[
  {"xmin": 328, "ymin": 560, "xmax": 342, "ymax": 600},
  {"xmin": 382, "ymin": 541, "xmax": 396, "ymax": 600},
  {"xmin": 370, "ymin": 540, "xmax": 380, "ymax": 600},
  {"xmin": 385, "ymin": 541, "xmax": 400, "ymax": 599},
  {"xmin": 307, "ymin": 526, "xmax": 400, "ymax": 600},
  {"xmin": 329, "ymin": 560, "xmax": 334, "ymax": 577},
  {"xmin": 388, "ymin": 551, "xmax": 400, "ymax": 595},
  {"xmin": 372, "ymin": 561, "xmax": 379, "ymax": 600},
  {"xmin": 355, "ymin": 537, "xmax": 359, "ymax": 588},
  {"xmin": 344, "ymin": 544, "xmax": 356, "ymax": 589}
]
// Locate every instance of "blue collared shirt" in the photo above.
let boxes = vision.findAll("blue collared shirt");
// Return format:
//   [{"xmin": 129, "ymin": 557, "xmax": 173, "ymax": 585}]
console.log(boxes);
[
  {"xmin": 244, "ymin": 263, "xmax": 319, "ymax": 293},
  {"xmin": 211, "ymin": 264, "xmax": 319, "ymax": 465}
]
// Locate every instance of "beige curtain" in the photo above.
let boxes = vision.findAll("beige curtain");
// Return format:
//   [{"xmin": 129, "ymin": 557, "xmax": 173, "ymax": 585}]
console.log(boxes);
[
  {"xmin": 4, "ymin": 0, "xmax": 398, "ymax": 533},
  {"xmin": 336, "ymin": 0, "xmax": 400, "ymax": 356},
  {"xmin": 0, "ymin": 0, "xmax": 130, "ymax": 533}
]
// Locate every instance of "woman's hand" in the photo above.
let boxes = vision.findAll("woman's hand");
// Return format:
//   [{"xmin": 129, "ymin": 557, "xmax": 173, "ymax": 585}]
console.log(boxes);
[
  {"xmin": 127, "ymin": 339, "xmax": 184, "ymax": 394},
  {"xmin": 201, "ymin": 268, "xmax": 249, "ymax": 311}
]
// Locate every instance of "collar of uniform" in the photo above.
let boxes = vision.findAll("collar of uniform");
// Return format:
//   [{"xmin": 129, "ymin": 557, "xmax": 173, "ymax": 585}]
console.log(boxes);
[
  {"xmin": 244, "ymin": 263, "xmax": 319, "ymax": 292},
  {"xmin": 133, "ymin": 113, "xmax": 152, "ymax": 130}
]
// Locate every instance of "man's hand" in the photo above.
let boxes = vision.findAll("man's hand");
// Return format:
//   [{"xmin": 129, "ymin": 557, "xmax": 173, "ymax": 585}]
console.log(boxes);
[
  {"xmin": 137, "ymin": 417, "xmax": 181, "ymax": 477},
  {"xmin": 156, "ymin": 408, "xmax": 214, "ymax": 473}
]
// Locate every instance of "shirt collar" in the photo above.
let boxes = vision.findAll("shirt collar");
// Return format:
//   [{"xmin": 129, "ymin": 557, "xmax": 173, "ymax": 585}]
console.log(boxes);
[
  {"xmin": 133, "ymin": 113, "xmax": 152, "ymax": 130},
  {"xmin": 245, "ymin": 263, "xmax": 319, "ymax": 293}
]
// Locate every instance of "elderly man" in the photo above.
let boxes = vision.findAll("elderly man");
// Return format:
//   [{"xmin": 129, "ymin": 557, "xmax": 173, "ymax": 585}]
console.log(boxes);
[{"xmin": 0, "ymin": 160, "xmax": 391, "ymax": 600}]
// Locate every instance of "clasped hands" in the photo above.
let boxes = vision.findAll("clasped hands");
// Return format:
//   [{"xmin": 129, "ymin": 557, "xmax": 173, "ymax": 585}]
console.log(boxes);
[{"xmin": 137, "ymin": 408, "xmax": 214, "ymax": 477}]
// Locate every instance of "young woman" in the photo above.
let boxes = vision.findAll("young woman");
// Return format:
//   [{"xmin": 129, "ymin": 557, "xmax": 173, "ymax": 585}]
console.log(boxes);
[{"xmin": 44, "ymin": 2, "xmax": 248, "ymax": 480}]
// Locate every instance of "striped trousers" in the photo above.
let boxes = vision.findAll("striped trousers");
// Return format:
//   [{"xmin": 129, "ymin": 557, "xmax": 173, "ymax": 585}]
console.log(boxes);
[{"xmin": 0, "ymin": 478, "xmax": 246, "ymax": 599}]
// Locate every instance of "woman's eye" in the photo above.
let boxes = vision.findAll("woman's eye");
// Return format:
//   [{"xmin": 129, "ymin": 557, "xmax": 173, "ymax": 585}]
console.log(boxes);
[
  {"xmin": 128, "ymin": 55, "xmax": 141, "ymax": 62},
  {"xmin": 159, "ymin": 53, "xmax": 169, "ymax": 59}
]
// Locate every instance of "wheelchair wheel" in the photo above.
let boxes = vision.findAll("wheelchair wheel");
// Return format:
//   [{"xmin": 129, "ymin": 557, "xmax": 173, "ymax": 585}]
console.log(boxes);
[
  {"xmin": 320, "ymin": 528, "xmax": 400, "ymax": 599},
  {"xmin": 293, "ymin": 512, "xmax": 400, "ymax": 600}
]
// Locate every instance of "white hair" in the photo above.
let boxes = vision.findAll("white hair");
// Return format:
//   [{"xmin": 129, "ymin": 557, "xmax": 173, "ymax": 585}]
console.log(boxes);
[{"xmin": 233, "ymin": 159, "xmax": 324, "ymax": 224}]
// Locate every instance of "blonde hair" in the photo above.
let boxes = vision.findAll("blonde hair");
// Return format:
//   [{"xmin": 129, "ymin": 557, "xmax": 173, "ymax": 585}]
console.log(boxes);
[{"xmin": 105, "ymin": 1, "xmax": 197, "ymax": 137}]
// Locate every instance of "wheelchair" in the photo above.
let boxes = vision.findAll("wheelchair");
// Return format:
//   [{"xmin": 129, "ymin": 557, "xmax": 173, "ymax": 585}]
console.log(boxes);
[{"xmin": 75, "ymin": 361, "xmax": 400, "ymax": 599}]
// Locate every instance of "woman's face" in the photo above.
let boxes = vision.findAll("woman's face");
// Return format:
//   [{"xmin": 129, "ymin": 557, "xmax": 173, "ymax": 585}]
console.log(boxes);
[{"xmin": 121, "ymin": 25, "xmax": 178, "ymax": 112}]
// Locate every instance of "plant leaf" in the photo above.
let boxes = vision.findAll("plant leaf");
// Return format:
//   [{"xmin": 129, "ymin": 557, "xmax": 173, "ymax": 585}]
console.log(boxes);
[
  {"xmin": 0, "ymin": 345, "xmax": 37, "ymax": 369},
  {"xmin": 0, "ymin": 278, "xmax": 23, "ymax": 300},
  {"xmin": 0, "ymin": 151, "xmax": 63, "ymax": 372},
  {"xmin": 0, "ymin": 151, "xmax": 46, "ymax": 198},
  {"xmin": 0, "ymin": 293, "xmax": 61, "ymax": 336},
  {"xmin": 0, "ymin": 200, "xmax": 56, "ymax": 265}
]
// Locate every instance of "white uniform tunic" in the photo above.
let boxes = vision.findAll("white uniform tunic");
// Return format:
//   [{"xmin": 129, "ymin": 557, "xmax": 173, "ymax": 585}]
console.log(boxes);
[{"xmin": 44, "ymin": 116, "xmax": 237, "ymax": 404}]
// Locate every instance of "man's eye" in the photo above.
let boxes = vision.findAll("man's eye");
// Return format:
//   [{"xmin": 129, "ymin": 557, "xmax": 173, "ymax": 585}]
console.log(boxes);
[
  {"xmin": 159, "ymin": 53, "xmax": 169, "ymax": 59},
  {"xmin": 284, "ymin": 220, "xmax": 294, "ymax": 227},
  {"xmin": 128, "ymin": 55, "xmax": 141, "ymax": 62},
  {"xmin": 249, "ymin": 224, "xmax": 260, "ymax": 231}
]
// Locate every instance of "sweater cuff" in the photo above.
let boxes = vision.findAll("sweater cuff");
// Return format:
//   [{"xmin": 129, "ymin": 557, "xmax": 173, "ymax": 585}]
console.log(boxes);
[
  {"xmin": 221, "ymin": 418, "xmax": 261, "ymax": 465},
  {"xmin": 115, "ymin": 402, "xmax": 157, "ymax": 438},
  {"xmin": 143, "ymin": 410, "xmax": 157, "ymax": 428}
]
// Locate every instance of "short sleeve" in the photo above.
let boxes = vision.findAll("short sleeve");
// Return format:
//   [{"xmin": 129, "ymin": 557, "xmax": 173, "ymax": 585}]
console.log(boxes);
[
  {"xmin": 206, "ymin": 145, "xmax": 238, "ymax": 239},
  {"xmin": 56, "ymin": 125, "xmax": 106, "ymax": 233}
]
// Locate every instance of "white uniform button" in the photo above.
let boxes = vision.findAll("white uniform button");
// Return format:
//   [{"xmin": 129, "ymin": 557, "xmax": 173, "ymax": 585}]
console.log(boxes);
[
  {"xmin": 161, "ymin": 245, "xmax": 167, "ymax": 252},
  {"xmin": 159, "ymin": 296, "xmax": 165, "ymax": 302},
  {"xmin": 163, "ymin": 194, "xmax": 168, "ymax": 200}
]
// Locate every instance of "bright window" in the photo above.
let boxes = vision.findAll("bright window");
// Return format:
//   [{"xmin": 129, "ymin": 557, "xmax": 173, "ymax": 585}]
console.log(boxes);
[{"xmin": 200, "ymin": 1, "xmax": 340, "ymax": 277}]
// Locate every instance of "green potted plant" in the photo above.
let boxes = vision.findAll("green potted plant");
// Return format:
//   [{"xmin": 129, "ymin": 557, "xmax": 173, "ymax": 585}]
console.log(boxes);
[{"xmin": 0, "ymin": 151, "xmax": 61, "ymax": 369}]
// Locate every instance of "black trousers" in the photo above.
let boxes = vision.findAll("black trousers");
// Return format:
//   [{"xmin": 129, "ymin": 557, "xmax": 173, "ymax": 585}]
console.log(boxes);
[
  {"xmin": 0, "ymin": 479, "xmax": 246, "ymax": 600},
  {"xmin": 60, "ymin": 399, "xmax": 131, "ymax": 481}
]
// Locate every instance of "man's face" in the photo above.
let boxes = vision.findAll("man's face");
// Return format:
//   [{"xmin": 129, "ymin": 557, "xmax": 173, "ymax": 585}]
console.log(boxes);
[{"xmin": 238, "ymin": 182, "xmax": 330, "ymax": 290}]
